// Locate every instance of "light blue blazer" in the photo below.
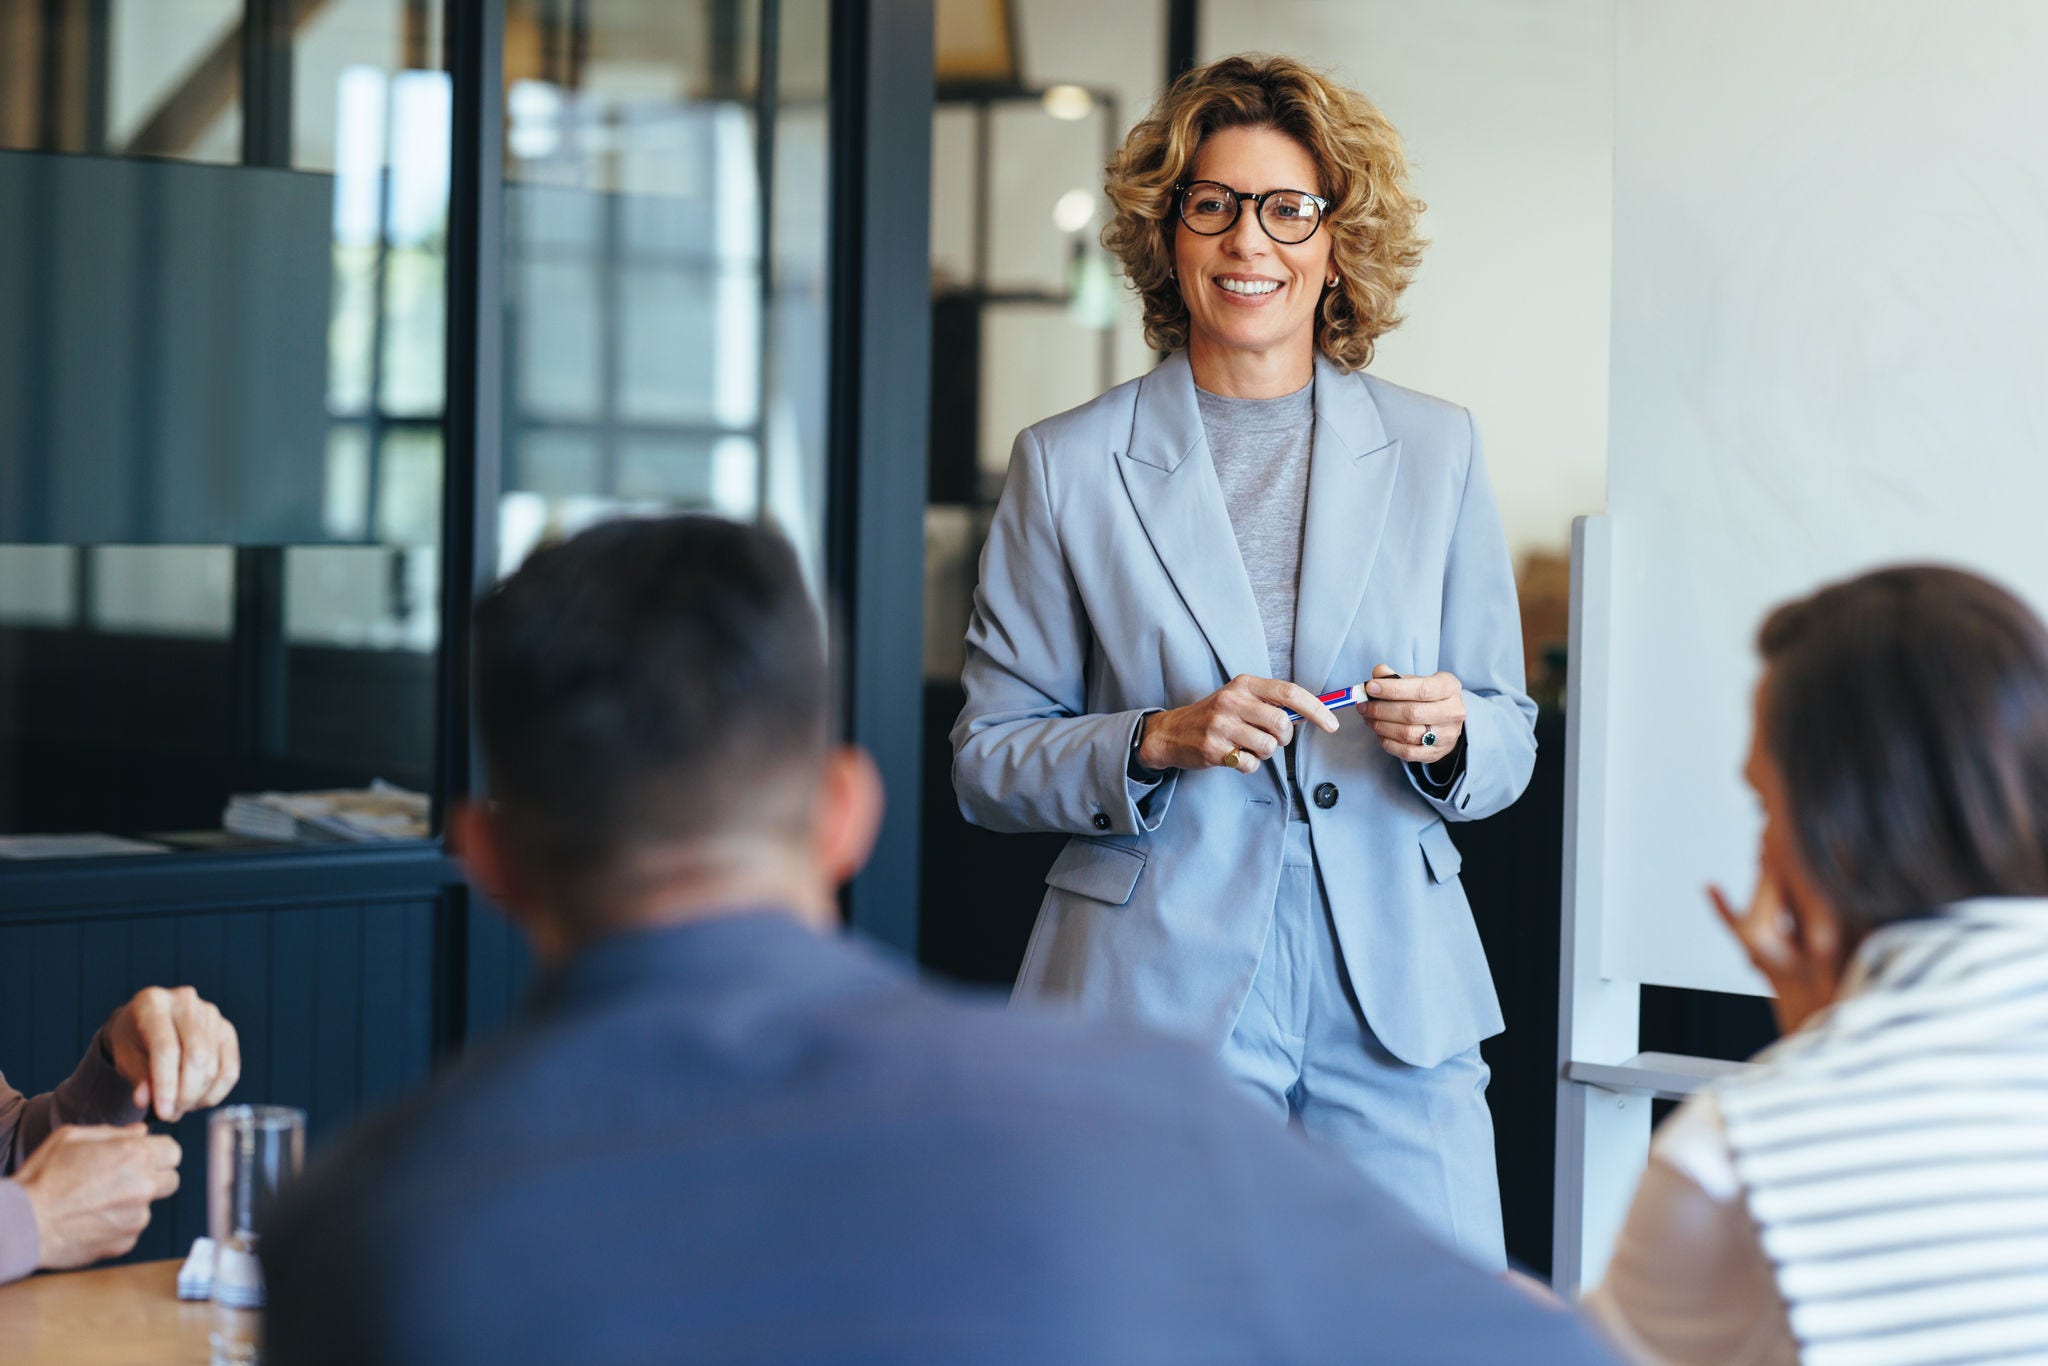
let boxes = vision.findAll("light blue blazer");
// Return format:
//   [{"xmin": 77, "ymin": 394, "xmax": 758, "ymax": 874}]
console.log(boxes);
[{"xmin": 950, "ymin": 351, "xmax": 1537, "ymax": 1070}]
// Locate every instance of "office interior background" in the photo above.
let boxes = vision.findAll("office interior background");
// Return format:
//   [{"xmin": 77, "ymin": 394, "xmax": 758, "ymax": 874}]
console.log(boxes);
[{"xmin": 0, "ymin": 0, "xmax": 1766, "ymax": 1274}]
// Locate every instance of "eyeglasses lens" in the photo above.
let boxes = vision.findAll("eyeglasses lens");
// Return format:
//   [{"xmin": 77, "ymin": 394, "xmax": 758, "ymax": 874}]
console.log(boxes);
[
  {"xmin": 1178, "ymin": 183, "xmax": 1320, "ymax": 243},
  {"xmin": 1258, "ymin": 191, "xmax": 1320, "ymax": 243},
  {"xmin": 1180, "ymin": 183, "xmax": 1238, "ymax": 235}
]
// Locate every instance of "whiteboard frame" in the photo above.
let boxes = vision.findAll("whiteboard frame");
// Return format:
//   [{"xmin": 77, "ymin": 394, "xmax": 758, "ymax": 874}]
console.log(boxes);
[{"xmin": 1552, "ymin": 514, "xmax": 1652, "ymax": 1294}]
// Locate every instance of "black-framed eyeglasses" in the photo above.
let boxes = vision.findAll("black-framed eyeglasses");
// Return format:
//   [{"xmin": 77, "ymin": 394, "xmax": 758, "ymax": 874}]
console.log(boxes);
[{"xmin": 1174, "ymin": 180, "xmax": 1329, "ymax": 244}]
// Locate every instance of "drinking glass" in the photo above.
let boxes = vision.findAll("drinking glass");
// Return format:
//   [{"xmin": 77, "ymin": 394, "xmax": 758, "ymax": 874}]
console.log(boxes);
[{"xmin": 207, "ymin": 1105, "xmax": 306, "ymax": 1364}]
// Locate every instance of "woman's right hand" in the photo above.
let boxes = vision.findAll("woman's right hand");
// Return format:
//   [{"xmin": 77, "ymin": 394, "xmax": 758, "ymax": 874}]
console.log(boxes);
[
  {"xmin": 1708, "ymin": 874, "xmax": 1842, "ymax": 1035},
  {"xmin": 1137, "ymin": 675, "xmax": 1341, "ymax": 775}
]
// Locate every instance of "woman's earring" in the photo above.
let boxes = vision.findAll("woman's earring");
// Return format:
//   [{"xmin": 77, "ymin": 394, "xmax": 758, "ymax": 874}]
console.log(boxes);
[{"xmin": 1325, "ymin": 276, "xmax": 1337, "ymax": 288}]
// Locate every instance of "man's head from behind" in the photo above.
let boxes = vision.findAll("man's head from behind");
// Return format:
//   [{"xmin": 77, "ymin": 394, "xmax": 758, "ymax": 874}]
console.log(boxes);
[{"xmin": 459, "ymin": 515, "xmax": 880, "ymax": 960}]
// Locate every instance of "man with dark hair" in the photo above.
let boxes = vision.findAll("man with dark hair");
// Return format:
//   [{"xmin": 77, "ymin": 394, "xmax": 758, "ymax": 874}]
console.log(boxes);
[{"xmin": 263, "ymin": 515, "xmax": 1611, "ymax": 1365}]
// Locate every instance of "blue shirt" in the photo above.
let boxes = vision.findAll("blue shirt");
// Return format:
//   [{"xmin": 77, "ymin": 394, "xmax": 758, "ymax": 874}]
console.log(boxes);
[{"xmin": 264, "ymin": 911, "xmax": 1610, "ymax": 1364}]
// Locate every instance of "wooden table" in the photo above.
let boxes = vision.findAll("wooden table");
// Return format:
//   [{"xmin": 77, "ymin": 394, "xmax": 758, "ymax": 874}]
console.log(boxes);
[{"xmin": 0, "ymin": 1259, "xmax": 256, "ymax": 1364}]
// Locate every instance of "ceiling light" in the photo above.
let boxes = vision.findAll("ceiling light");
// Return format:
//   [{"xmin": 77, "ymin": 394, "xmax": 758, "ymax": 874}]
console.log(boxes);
[
  {"xmin": 1041, "ymin": 85, "xmax": 1092, "ymax": 121},
  {"xmin": 1052, "ymin": 189, "xmax": 1095, "ymax": 233}
]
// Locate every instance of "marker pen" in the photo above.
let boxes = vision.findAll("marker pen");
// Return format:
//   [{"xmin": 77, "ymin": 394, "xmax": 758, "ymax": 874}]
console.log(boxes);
[{"xmin": 1284, "ymin": 680, "xmax": 1382, "ymax": 725}]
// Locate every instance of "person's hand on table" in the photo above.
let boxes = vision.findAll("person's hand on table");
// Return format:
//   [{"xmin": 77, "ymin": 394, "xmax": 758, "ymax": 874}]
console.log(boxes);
[
  {"xmin": 14, "ymin": 1124, "xmax": 182, "ymax": 1270},
  {"xmin": 1362, "ymin": 664, "xmax": 1466, "ymax": 764},
  {"xmin": 1137, "ymin": 675, "xmax": 1341, "ymax": 775},
  {"xmin": 103, "ymin": 986, "xmax": 241, "ymax": 1122}
]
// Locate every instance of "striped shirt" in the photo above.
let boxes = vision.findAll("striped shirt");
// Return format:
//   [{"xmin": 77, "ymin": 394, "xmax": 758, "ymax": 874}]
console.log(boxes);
[
  {"xmin": 1589, "ymin": 898, "xmax": 2048, "ymax": 1366},
  {"xmin": 1719, "ymin": 899, "xmax": 2048, "ymax": 1365}
]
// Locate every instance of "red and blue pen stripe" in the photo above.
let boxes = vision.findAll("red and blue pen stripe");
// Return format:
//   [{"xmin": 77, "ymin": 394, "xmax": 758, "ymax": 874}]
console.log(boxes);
[{"xmin": 1284, "ymin": 681, "xmax": 1370, "ymax": 725}]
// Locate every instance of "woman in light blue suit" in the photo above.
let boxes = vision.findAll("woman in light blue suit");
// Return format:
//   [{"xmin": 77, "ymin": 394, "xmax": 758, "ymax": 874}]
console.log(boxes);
[{"xmin": 951, "ymin": 55, "xmax": 1535, "ymax": 1267}]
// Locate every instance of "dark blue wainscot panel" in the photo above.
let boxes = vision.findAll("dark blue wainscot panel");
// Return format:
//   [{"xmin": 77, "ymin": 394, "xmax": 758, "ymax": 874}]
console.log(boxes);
[
  {"xmin": 0, "ymin": 890, "xmax": 444, "ymax": 1263},
  {"xmin": 460, "ymin": 892, "xmax": 535, "ymax": 1042}
]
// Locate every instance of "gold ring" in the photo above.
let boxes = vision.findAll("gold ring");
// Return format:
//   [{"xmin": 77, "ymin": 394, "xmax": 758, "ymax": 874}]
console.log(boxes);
[{"xmin": 1221, "ymin": 746, "xmax": 1243, "ymax": 769}]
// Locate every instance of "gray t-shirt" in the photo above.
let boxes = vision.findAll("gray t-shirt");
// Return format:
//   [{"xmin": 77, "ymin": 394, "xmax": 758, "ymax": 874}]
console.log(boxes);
[{"xmin": 1196, "ymin": 379, "xmax": 1314, "ymax": 685}]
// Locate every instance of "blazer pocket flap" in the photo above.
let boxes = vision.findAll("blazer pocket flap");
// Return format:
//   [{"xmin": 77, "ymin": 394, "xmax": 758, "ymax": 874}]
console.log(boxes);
[
  {"xmin": 1045, "ymin": 840, "xmax": 1146, "ymax": 906},
  {"xmin": 1419, "ymin": 821, "xmax": 1463, "ymax": 884}
]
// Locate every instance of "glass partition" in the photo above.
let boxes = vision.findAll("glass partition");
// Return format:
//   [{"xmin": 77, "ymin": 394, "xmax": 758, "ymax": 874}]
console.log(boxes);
[
  {"xmin": 0, "ymin": 0, "xmax": 447, "ymax": 853},
  {"xmin": 496, "ymin": 0, "xmax": 831, "ymax": 586},
  {"xmin": 0, "ymin": 0, "xmax": 832, "ymax": 857}
]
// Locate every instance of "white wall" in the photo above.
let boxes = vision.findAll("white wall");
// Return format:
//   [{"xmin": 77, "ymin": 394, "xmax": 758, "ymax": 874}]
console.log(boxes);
[
  {"xmin": 1598, "ymin": 0, "xmax": 2048, "ymax": 994},
  {"xmin": 1200, "ymin": 1, "xmax": 1615, "ymax": 566}
]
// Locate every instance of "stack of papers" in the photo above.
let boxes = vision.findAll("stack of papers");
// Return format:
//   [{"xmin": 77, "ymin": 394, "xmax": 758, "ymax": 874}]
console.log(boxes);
[
  {"xmin": 0, "ymin": 833, "xmax": 168, "ymax": 859},
  {"xmin": 222, "ymin": 780, "xmax": 430, "ymax": 843}
]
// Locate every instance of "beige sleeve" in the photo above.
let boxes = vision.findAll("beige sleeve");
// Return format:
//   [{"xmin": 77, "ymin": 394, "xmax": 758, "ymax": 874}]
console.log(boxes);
[{"xmin": 1579, "ymin": 1094, "xmax": 1798, "ymax": 1366}]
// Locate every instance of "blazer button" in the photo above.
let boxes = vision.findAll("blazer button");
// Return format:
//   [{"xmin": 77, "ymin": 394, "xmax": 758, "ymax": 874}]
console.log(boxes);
[
  {"xmin": 1313, "ymin": 782, "xmax": 1340, "ymax": 810},
  {"xmin": 1092, "ymin": 812, "xmax": 1111, "ymax": 830}
]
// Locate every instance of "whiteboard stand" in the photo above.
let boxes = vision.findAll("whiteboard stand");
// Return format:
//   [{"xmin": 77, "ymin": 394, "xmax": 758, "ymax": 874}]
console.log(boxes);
[
  {"xmin": 1549, "ymin": 514, "xmax": 1753, "ymax": 1293},
  {"xmin": 1551, "ymin": 514, "xmax": 1648, "ymax": 1294},
  {"xmin": 1548, "ymin": 516, "xmax": 1777, "ymax": 1294}
]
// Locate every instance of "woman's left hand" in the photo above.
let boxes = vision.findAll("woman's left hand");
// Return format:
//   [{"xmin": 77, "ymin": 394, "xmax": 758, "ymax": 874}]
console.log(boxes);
[{"xmin": 1362, "ymin": 665, "xmax": 1466, "ymax": 764}]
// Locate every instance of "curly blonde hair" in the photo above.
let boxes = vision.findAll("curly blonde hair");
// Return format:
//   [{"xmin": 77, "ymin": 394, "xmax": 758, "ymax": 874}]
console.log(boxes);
[{"xmin": 1102, "ymin": 55, "xmax": 1426, "ymax": 372}]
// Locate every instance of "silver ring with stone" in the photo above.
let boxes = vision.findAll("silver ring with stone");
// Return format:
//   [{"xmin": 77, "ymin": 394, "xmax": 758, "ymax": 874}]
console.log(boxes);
[{"xmin": 1421, "ymin": 729, "xmax": 1439, "ymax": 748}]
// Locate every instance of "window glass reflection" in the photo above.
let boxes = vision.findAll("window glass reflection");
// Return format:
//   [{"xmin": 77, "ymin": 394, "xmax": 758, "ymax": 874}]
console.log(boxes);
[
  {"xmin": 0, "ymin": 547, "xmax": 80, "ymax": 628},
  {"xmin": 285, "ymin": 545, "xmax": 437, "ymax": 651},
  {"xmin": 374, "ymin": 431, "xmax": 446, "ymax": 549},
  {"xmin": 106, "ymin": 0, "xmax": 245, "ymax": 162},
  {"xmin": 89, "ymin": 548, "xmax": 235, "ymax": 639},
  {"xmin": 0, "ymin": 0, "xmax": 448, "ymax": 850},
  {"xmin": 764, "ymin": 0, "xmax": 832, "ymax": 592},
  {"xmin": 292, "ymin": 0, "xmax": 445, "ymax": 173},
  {"xmin": 497, "ymin": 0, "xmax": 826, "ymax": 580},
  {"xmin": 0, "ymin": 0, "xmax": 827, "ymax": 852}
]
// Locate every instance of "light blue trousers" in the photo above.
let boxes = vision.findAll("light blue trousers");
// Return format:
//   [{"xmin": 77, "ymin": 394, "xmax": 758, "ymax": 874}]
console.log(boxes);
[{"xmin": 1220, "ymin": 821, "xmax": 1506, "ymax": 1271}]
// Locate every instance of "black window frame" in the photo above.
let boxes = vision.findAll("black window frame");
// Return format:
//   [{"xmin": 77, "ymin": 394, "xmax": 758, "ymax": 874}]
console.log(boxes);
[{"xmin": 0, "ymin": 0, "xmax": 936, "ymax": 1044}]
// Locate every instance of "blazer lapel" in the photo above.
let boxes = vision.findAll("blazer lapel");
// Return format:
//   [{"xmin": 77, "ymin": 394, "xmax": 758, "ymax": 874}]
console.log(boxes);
[
  {"xmin": 1293, "ymin": 354, "xmax": 1401, "ymax": 694},
  {"xmin": 1115, "ymin": 352, "xmax": 1272, "ymax": 684}
]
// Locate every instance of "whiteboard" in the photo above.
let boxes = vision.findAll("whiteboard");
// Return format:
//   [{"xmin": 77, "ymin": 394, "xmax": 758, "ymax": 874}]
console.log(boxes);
[{"xmin": 1599, "ymin": 0, "xmax": 2048, "ymax": 994}]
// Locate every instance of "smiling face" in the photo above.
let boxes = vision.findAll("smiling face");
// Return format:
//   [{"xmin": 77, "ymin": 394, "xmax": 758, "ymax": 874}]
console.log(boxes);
[{"xmin": 1173, "ymin": 125, "xmax": 1335, "ymax": 383}]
